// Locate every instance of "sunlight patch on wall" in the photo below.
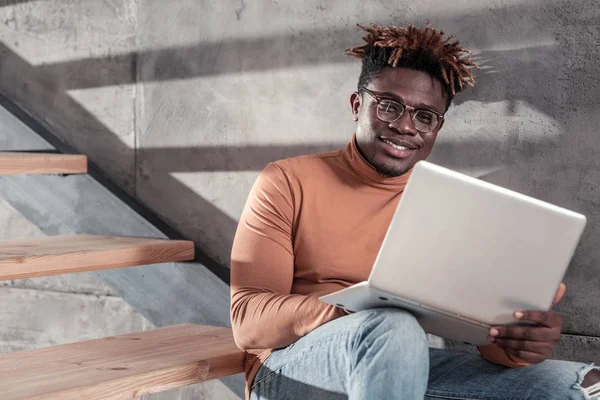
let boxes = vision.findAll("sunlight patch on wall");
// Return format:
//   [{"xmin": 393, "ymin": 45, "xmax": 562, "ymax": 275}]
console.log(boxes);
[
  {"xmin": 170, "ymin": 171, "xmax": 260, "ymax": 222},
  {"xmin": 67, "ymin": 86, "xmax": 135, "ymax": 147}
]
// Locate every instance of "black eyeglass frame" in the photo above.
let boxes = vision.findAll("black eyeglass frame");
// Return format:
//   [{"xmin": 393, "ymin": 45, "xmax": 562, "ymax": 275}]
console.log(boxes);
[{"xmin": 360, "ymin": 87, "xmax": 445, "ymax": 134}]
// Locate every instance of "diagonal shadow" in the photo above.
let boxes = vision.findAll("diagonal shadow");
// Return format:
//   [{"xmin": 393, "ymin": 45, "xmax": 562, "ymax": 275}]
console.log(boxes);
[{"xmin": 39, "ymin": 33, "xmax": 349, "ymax": 89}]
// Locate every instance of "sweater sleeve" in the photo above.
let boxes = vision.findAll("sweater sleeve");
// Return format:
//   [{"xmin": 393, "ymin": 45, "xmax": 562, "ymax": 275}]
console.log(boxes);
[
  {"xmin": 230, "ymin": 162, "xmax": 346, "ymax": 351},
  {"xmin": 477, "ymin": 282, "xmax": 567, "ymax": 367}
]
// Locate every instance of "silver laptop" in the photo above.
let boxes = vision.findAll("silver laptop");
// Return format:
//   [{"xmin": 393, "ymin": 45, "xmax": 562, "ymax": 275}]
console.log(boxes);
[{"xmin": 320, "ymin": 161, "xmax": 586, "ymax": 346}]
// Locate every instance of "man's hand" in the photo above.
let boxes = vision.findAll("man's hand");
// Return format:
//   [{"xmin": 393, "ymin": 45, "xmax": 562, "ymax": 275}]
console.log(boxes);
[
  {"xmin": 487, "ymin": 310, "xmax": 565, "ymax": 364},
  {"xmin": 487, "ymin": 282, "xmax": 567, "ymax": 364}
]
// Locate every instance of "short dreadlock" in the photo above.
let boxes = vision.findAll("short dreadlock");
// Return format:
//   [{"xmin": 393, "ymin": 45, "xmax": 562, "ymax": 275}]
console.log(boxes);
[{"xmin": 346, "ymin": 23, "xmax": 478, "ymax": 110}]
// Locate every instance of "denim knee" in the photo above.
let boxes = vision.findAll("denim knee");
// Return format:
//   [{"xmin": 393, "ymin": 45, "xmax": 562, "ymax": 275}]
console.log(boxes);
[
  {"xmin": 349, "ymin": 308, "xmax": 429, "ymax": 366},
  {"xmin": 353, "ymin": 308, "xmax": 427, "ymax": 337}
]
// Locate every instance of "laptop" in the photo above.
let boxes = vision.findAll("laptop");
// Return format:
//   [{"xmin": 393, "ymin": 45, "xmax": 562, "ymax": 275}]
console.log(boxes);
[{"xmin": 320, "ymin": 161, "xmax": 586, "ymax": 346}]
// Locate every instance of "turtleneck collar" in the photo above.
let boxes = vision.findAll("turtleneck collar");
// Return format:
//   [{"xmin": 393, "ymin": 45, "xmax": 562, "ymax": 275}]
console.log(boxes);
[{"xmin": 342, "ymin": 133, "xmax": 412, "ymax": 191}]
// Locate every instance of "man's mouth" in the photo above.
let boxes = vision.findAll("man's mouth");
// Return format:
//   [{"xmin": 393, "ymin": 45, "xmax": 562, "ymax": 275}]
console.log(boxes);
[{"xmin": 379, "ymin": 137, "xmax": 418, "ymax": 151}]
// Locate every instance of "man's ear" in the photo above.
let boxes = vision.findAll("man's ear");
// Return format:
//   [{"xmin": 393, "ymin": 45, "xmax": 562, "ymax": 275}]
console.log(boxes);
[{"xmin": 350, "ymin": 92, "xmax": 361, "ymax": 121}]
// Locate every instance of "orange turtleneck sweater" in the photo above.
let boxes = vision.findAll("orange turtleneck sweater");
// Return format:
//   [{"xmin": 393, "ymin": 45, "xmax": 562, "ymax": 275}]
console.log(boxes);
[{"xmin": 230, "ymin": 136, "xmax": 530, "ymax": 397}]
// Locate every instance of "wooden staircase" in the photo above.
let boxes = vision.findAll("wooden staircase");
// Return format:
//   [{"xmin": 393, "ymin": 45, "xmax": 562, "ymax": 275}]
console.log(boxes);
[{"xmin": 0, "ymin": 153, "xmax": 244, "ymax": 399}]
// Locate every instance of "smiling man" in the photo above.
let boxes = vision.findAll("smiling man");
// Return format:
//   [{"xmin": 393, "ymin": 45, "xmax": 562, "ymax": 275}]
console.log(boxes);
[{"xmin": 230, "ymin": 24, "xmax": 600, "ymax": 399}]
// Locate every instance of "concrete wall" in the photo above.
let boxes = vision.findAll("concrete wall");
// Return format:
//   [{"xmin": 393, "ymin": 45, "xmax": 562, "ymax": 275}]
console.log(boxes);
[{"xmin": 0, "ymin": 0, "xmax": 599, "ymax": 398}]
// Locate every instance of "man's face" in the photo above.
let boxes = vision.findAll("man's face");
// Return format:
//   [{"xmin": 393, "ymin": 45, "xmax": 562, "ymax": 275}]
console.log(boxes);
[{"xmin": 351, "ymin": 67, "xmax": 448, "ymax": 177}]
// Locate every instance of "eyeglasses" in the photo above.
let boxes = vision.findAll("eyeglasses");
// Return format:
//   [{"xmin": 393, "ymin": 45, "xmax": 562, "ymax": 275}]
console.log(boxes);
[{"xmin": 361, "ymin": 87, "xmax": 444, "ymax": 134}]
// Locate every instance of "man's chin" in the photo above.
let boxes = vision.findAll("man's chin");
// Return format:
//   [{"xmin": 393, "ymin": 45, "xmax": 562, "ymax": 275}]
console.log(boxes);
[{"xmin": 373, "ymin": 162, "xmax": 411, "ymax": 178}]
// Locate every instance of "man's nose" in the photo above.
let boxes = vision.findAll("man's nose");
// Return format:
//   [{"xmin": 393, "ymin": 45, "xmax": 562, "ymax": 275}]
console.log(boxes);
[{"xmin": 388, "ymin": 112, "xmax": 418, "ymax": 136}]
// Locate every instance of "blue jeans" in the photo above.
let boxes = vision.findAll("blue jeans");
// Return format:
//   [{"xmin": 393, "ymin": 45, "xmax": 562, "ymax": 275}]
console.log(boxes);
[{"xmin": 250, "ymin": 308, "xmax": 598, "ymax": 400}]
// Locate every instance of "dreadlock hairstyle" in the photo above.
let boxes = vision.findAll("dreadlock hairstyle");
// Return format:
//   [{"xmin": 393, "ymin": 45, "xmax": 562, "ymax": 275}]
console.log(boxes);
[{"xmin": 346, "ymin": 23, "xmax": 478, "ymax": 109}]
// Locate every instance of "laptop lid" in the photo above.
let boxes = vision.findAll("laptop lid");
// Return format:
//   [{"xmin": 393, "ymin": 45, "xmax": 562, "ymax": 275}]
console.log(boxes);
[{"xmin": 368, "ymin": 161, "xmax": 586, "ymax": 326}]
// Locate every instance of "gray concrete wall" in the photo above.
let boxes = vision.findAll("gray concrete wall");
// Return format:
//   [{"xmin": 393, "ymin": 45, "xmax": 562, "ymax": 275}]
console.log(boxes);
[{"xmin": 0, "ymin": 0, "xmax": 599, "ymax": 398}]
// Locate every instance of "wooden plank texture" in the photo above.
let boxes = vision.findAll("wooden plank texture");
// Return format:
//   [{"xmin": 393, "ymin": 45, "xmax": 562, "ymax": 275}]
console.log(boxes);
[
  {"xmin": 0, "ymin": 152, "xmax": 87, "ymax": 175},
  {"xmin": 0, "ymin": 324, "xmax": 246, "ymax": 400},
  {"xmin": 0, "ymin": 234, "xmax": 195, "ymax": 280}
]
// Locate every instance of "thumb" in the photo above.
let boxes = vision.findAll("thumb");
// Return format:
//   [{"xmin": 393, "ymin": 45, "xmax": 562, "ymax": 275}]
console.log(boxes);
[{"xmin": 552, "ymin": 282, "xmax": 567, "ymax": 307}]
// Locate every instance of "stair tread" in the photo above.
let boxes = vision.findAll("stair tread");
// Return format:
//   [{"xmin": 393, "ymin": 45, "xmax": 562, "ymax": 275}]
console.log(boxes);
[
  {"xmin": 0, "ymin": 152, "xmax": 87, "ymax": 175},
  {"xmin": 0, "ymin": 324, "xmax": 245, "ymax": 400},
  {"xmin": 0, "ymin": 234, "xmax": 195, "ymax": 280}
]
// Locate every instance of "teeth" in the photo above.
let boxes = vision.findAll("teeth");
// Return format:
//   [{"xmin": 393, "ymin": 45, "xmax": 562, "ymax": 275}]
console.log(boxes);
[{"xmin": 382, "ymin": 139, "xmax": 412, "ymax": 151}]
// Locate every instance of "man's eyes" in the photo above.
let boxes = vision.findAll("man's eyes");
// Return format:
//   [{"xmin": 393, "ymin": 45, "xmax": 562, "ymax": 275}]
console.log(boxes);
[
  {"xmin": 415, "ymin": 112, "xmax": 434, "ymax": 123},
  {"xmin": 378, "ymin": 100, "xmax": 402, "ymax": 111}
]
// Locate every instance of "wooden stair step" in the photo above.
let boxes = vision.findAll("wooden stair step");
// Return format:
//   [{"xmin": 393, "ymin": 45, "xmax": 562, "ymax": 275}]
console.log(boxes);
[
  {"xmin": 0, "ymin": 152, "xmax": 88, "ymax": 175},
  {"xmin": 0, "ymin": 324, "xmax": 245, "ymax": 400},
  {"xmin": 0, "ymin": 234, "xmax": 194, "ymax": 281}
]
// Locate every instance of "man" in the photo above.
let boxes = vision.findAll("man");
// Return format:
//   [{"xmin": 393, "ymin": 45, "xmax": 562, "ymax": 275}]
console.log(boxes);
[{"xmin": 230, "ymin": 23, "xmax": 600, "ymax": 399}]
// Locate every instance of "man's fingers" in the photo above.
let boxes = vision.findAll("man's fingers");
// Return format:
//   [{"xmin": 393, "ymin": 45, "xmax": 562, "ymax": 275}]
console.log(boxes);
[
  {"xmin": 488, "ymin": 308, "xmax": 565, "ymax": 365},
  {"xmin": 504, "ymin": 348, "xmax": 547, "ymax": 364},
  {"xmin": 490, "ymin": 326, "xmax": 560, "ymax": 342},
  {"xmin": 514, "ymin": 310, "xmax": 564, "ymax": 328},
  {"xmin": 491, "ymin": 337, "xmax": 554, "ymax": 355}
]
